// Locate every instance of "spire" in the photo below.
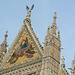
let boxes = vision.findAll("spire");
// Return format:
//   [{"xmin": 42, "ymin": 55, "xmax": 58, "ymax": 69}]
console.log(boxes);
[
  {"xmin": 47, "ymin": 26, "xmax": 50, "ymax": 36},
  {"xmin": 53, "ymin": 12, "xmax": 57, "ymax": 24},
  {"xmin": 58, "ymin": 30, "xmax": 60, "ymax": 40},
  {"xmin": 0, "ymin": 31, "xmax": 8, "ymax": 66},
  {"xmin": 5, "ymin": 30, "xmax": 8, "ymax": 41},
  {"xmin": 4, "ymin": 30, "xmax": 8, "ymax": 49},
  {"xmin": 61, "ymin": 56, "xmax": 65, "ymax": 64},
  {"xmin": 61, "ymin": 56, "xmax": 65, "ymax": 68},
  {"xmin": 1, "ymin": 31, "xmax": 8, "ymax": 53},
  {"xmin": 50, "ymin": 12, "xmax": 57, "ymax": 35},
  {"xmin": 68, "ymin": 53, "xmax": 75, "ymax": 75}
]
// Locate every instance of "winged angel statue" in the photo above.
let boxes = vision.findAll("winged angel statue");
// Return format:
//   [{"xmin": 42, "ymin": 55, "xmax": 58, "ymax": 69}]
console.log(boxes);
[{"xmin": 26, "ymin": 4, "xmax": 34, "ymax": 18}]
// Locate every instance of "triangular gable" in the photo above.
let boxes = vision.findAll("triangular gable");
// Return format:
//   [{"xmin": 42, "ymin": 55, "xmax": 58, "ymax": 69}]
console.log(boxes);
[
  {"xmin": 1, "ymin": 19, "xmax": 43, "ymax": 69},
  {"xmin": 58, "ymin": 69, "xmax": 69, "ymax": 75}
]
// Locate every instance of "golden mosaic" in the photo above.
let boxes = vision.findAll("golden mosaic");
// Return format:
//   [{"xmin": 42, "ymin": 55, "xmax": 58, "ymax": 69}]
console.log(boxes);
[{"xmin": 5, "ymin": 33, "xmax": 39, "ymax": 67}]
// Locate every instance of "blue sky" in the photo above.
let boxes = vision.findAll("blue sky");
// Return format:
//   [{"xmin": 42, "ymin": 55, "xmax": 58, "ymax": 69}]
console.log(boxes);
[{"xmin": 0, "ymin": 0, "xmax": 75, "ymax": 74}]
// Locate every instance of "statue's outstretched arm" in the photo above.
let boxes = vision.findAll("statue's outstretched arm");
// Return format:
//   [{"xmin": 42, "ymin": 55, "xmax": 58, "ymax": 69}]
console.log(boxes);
[
  {"xmin": 31, "ymin": 4, "xmax": 34, "ymax": 10},
  {"xmin": 26, "ymin": 5, "xmax": 29, "ymax": 11}
]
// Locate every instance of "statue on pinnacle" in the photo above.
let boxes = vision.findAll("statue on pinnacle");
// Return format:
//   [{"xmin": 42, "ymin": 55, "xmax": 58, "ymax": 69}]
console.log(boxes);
[{"xmin": 26, "ymin": 4, "xmax": 34, "ymax": 18}]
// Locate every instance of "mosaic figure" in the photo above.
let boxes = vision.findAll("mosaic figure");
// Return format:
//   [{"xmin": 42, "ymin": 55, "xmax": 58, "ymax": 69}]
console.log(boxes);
[{"xmin": 8, "ymin": 37, "xmax": 36, "ymax": 64}]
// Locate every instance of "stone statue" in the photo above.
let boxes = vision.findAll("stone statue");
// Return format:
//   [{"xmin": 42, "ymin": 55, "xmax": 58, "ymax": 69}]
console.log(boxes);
[{"xmin": 26, "ymin": 4, "xmax": 34, "ymax": 18}]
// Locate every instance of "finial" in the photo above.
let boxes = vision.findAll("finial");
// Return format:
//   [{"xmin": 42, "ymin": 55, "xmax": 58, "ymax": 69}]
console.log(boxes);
[
  {"xmin": 48, "ymin": 26, "xmax": 50, "ymax": 30},
  {"xmin": 61, "ymin": 56, "xmax": 65, "ymax": 64},
  {"xmin": 58, "ymin": 30, "xmax": 60, "ymax": 40},
  {"xmin": 47, "ymin": 26, "xmax": 50, "ymax": 36},
  {"xmin": 5, "ymin": 30, "xmax": 8, "ymax": 36},
  {"xmin": 61, "ymin": 56, "xmax": 65, "ymax": 68},
  {"xmin": 58, "ymin": 30, "xmax": 60, "ymax": 34},
  {"xmin": 5, "ymin": 30, "xmax": 8, "ymax": 41},
  {"xmin": 53, "ymin": 12, "xmax": 57, "ymax": 24}
]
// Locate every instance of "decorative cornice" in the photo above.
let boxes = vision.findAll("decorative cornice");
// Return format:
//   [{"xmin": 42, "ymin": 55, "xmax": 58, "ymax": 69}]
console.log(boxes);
[{"xmin": 0, "ymin": 59, "xmax": 42, "ymax": 74}]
